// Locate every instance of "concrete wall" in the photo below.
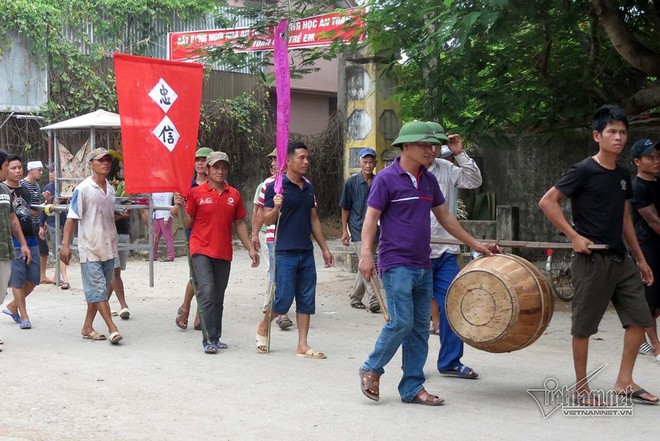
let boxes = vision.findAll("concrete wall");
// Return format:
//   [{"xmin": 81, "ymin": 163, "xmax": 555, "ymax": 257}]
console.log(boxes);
[
  {"xmin": 275, "ymin": 91, "xmax": 334, "ymax": 135},
  {"xmin": 473, "ymin": 124, "xmax": 660, "ymax": 257}
]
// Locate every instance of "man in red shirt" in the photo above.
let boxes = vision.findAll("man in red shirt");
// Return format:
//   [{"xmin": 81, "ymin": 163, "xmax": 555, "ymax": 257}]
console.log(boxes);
[{"xmin": 175, "ymin": 151, "xmax": 259, "ymax": 353}]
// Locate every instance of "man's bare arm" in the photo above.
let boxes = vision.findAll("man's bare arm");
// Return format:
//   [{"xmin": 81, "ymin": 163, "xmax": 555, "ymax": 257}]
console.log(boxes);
[{"xmin": 637, "ymin": 204, "xmax": 660, "ymax": 235}]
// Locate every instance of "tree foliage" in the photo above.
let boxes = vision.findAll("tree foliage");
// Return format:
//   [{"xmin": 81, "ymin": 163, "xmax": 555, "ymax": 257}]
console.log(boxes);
[
  {"xmin": 365, "ymin": 0, "xmax": 660, "ymax": 134},
  {"xmin": 0, "ymin": 0, "xmax": 220, "ymax": 121}
]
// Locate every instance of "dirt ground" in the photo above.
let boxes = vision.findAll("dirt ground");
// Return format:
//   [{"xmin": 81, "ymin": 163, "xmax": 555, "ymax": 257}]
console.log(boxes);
[{"xmin": 0, "ymin": 241, "xmax": 657, "ymax": 440}]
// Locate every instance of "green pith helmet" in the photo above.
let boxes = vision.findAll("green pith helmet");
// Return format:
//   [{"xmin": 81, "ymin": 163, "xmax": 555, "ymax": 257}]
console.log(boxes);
[
  {"xmin": 425, "ymin": 121, "xmax": 450, "ymax": 142},
  {"xmin": 195, "ymin": 147, "xmax": 213, "ymax": 158},
  {"xmin": 391, "ymin": 121, "xmax": 442, "ymax": 147}
]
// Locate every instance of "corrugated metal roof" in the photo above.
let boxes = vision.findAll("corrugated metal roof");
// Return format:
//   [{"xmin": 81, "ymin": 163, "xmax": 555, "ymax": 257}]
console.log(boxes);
[{"xmin": 61, "ymin": 6, "xmax": 261, "ymax": 74}]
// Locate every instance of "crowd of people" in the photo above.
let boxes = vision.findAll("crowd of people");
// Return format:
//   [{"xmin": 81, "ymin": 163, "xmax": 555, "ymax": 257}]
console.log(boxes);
[{"xmin": 0, "ymin": 105, "xmax": 658, "ymax": 409}]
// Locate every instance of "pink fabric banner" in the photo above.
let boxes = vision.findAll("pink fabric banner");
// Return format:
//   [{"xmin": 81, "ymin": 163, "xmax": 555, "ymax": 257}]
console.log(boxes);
[{"xmin": 273, "ymin": 19, "xmax": 290, "ymax": 194}]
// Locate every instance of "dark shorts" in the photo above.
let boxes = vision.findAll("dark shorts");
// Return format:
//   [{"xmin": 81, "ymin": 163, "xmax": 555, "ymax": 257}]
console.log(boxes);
[
  {"xmin": 571, "ymin": 252, "xmax": 653, "ymax": 338},
  {"xmin": 38, "ymin": 237, "xmax": 48, "ymax": 256},
  {"xmin": 273, "ymin": 250, "xmax": 317, "ymax": 315},
  {"xmin": 640, "ymin": 243, "xmax": 660, "ymax": 314}
]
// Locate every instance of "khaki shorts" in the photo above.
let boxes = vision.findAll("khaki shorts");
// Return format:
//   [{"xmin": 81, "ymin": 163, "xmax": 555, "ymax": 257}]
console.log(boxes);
[{"xmin": 571, "ymin": 252, "xmax": 653, "ymax": 337}]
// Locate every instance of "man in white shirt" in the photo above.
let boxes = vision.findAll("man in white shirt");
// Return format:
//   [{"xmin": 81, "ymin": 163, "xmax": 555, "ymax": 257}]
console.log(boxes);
[
  {"xmin": 426, "ymin": 122, "xmax": 483, "ymax": 379},
  {"xmin": 61, "ymin": 148, "xmax": 122, "ymax": 344}
]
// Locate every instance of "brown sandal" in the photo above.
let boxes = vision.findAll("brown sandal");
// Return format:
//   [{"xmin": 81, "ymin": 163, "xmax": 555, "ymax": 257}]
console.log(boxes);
[
  {"xmin": 175, "ymin": 307, "xmax": 189, "ymax": 330},
  {"xmin": 359, "ymin": 368, "xmax": 381, "ymax": 401},
  {"xmin": 406, "ymin": 388, "xmax": 445, "ymax": 406}
]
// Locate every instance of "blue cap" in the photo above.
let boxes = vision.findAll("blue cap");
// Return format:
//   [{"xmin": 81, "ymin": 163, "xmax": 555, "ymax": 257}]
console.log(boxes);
[{"xmin": 359, "ymin": 148, "xmax": 377, "ymax": 158}]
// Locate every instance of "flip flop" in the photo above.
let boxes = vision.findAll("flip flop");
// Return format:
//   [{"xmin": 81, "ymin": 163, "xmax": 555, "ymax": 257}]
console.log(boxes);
[
  {"xmin": 82, "ymin": 331, "xmax": 106, "ymax": 341},
  {"xmin": 297, "ymin": 348, "xmax": 327, "ymax": 359},
  {"xmin": 439, "ymin": 365, "xmax": 479, "ymax": 379},
  {"xmin": 618, "ymin": 388, "xmax": 659, "ymax": 405},
  {"xmin": 19, "ymin": 320, "xmax": 32, "ymax": 330},
  {"xmin": 351, "ymin": 302, "xmax": 367, "ymax": 309},
  {"xmin": 108, "ymin": 331, "xmax": 123, "ymax": 345},
  {"xmin": 60, "ymin": 282, "xmax": 70, "ymax": 290},
  {"xmin": 216, "ymin": 341, "xmax": 228, "ymax": 350},
  {"xmin": 2, "ymin": 309, "xmax": 21, "ymax": 324},
  {"xmin": 119, "ymin": 308, "xmax": 131, "ymax": 320}
]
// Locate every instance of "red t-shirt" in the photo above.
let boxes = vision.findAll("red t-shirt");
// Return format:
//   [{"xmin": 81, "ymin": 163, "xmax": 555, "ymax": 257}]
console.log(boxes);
[{"xmin": 186, "ymin": 182, "xmax": 247, "ymax": 260}]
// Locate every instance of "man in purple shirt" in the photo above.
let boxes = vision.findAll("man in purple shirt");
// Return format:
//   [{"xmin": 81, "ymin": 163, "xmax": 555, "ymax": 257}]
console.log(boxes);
[{"xmin": 358, "ymin": 121, "xmax": 497, "ymax": 406}]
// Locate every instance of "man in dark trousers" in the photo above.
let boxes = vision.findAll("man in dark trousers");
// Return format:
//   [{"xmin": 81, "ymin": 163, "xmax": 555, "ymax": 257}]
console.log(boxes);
[
  {"xmin": 539, "ymin": 105, "xmax": 658, "ymax": 405},
  {"xmin": 630, "ymin": 138, "xmax": 660, "ymax": 361},
  {"xmin": 340, "ymin": 148, "xmax": 379, "ymax": 312}
]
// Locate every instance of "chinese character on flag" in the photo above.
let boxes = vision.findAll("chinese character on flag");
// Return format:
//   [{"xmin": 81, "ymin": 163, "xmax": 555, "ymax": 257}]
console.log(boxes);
[{"xmin": 114, "ymin": 53, "xmax": 203, "ymax": 195}]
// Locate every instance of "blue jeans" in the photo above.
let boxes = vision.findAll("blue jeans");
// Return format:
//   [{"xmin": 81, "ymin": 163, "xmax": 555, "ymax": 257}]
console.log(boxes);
[
  {"xmin": 362, "ymin": 266, "xmax": 433, "ymax": 401},
  {"xmin": 431, "ymin": 254, "xmax": 463, "ymax": 371}
]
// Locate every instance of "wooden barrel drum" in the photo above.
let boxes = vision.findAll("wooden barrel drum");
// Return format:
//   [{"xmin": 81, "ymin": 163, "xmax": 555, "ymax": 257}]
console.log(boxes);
[{"xmin": 446, "ymin": 254, "xmax": 554, "ymax": 353}]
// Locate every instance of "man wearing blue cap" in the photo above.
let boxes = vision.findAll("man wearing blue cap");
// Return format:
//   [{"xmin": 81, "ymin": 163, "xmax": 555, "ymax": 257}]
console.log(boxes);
[
  {"xmin": 340, "ymin": 148, "xmax": 379, "ymax": 312},
  {"xmin": 630, "ymin": 138, "xmax": 660, "ymax": 361}
]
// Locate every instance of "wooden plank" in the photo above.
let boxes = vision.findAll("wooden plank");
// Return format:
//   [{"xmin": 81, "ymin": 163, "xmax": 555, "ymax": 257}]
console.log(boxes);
[{"xmin": 431, "ymin": 236, "xmax": 608, "ymax": 250}]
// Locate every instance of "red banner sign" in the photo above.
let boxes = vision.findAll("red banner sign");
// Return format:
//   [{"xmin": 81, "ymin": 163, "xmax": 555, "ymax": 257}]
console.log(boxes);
[
  {"xmin": 114, "ymin": 53, "xmax": 203, "ymax": 196},
  {"xmin": 168, "ymin": 9, "xmax": 365, "ymax": 62}
]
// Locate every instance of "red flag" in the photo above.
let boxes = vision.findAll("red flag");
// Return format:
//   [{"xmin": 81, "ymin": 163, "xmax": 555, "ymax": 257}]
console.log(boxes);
[{"xmin": 114, "ymin": 53, "xmax": 203, "ymax": 196}]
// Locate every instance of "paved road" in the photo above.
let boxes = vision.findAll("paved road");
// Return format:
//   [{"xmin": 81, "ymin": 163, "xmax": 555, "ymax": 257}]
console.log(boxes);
[{"xmin": 0, "ymin": 244, "xmax": 657, "ymax": 440}]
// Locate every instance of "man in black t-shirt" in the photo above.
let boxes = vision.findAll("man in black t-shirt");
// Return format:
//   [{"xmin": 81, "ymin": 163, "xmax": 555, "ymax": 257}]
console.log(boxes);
[
  {"xmin": 2, "ymin": 154, "xmax": 40, "ymax": 330},
  {"xmin": 630, "ymin": 138, "xmax": 660, "ymax": 361},
  {"xmin": 540, "ymin": 105, "xmax": 657, "ymax": 406}
]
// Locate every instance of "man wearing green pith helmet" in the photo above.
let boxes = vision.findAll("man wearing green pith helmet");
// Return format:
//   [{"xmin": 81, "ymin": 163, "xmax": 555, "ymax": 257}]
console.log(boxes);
[{"xmin": 172, "ymin": 147, "xmax": 213, "ymax": 331}]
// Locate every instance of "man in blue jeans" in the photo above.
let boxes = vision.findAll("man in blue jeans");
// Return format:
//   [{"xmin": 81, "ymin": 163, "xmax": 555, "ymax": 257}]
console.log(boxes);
[
  {"xmin": 425, "ymin": 122, "xmax": 483, "ymax": 379},
  {"xmin": 358, "ymin": 121, "xmax": 496, "ymax": 405}
]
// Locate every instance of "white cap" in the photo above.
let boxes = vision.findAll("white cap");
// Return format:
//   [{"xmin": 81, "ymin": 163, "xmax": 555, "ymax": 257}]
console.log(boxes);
[{"xmin": 27, "ymin": 161, "xmax": 44, "ymax": 171}]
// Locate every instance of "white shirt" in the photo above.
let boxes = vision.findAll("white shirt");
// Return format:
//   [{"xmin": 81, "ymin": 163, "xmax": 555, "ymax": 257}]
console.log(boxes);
[
  {"xmin": 152, "ymin": 192, "xmax": 173, "ymax": 221},
  {"xmin": 68, "ymin": 176, "xmax": 118, "ymax": 262},
  {"xmin": 428, "ymin": 152, "xmax": 482, "ymax": 257}
]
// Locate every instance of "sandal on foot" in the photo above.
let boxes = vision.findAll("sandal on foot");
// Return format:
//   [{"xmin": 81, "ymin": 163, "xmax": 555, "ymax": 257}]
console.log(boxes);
[
  {"xmin": 297, "ymin": 348, "xmax": 326, "ymax": 359},
  {"xmin": 108, "ymin": 332, "xmax": 123, "ymax": 345},
  {"xmin": 60, "ymin": 282, "xmax": 70, "ymax": 290},
  {"xmin": 439, "ymin": 365, "xmax": 479, "ymax": 379},
  {"xmin": 119, "ymin": 308, "xmax": 131, "ymax": 320},
  {"xmin": 82, "ymin": 331, "xmax": 106, "ymax": 341},
  {"xmin": 204, "ymin": 343, "xmax": 218, "ymax": 354},
  {"xmin": 19, "ymin": 320, "xmax": 31, "ymax": 330},
  {"xmin": 2, "ymin": 309, "xmax": 21, "ymax": 324},
  {"xmin": 405, "ymin": 389, "xmax": 445, "ymax": 406},
  {"xmin": 618, "ymin": 388, "xmax": 659, "ymax": 405},
  {"xmin": 175, "ymin": 307, "xmax": 189, "ymax": 330},
  {"xmin": 429, "ymin": 323, "xmax": 440, "ymax": 335},
  {"xmin": 351, "ymin": 302, "xmax": 366, "ymax": 310},
  {"xmin": 256, "ymin": 333, "xmax": 268, "ymax": 354},
  {"xmin": 639, "ymin": 342, "xmax": 653, "ymax": 355},
  {"xmin": 216, "ymin": 341, "xmax": 228, "ymax": 350},
  {"xmin": 359, "ymin": 368, "xmax": 381, "ymax": 401},
  {"xmin": 276, "ymin": 316, "xmax": 293, "ymax": 330}
]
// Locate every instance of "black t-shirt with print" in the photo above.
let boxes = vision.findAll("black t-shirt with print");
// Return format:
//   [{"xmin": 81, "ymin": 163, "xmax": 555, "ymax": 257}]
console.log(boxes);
[
  {"xmin": 7, "ymin": 184, "xmax": 37, "ymax": 239},
  {"xmin": 555, "ymin": 157, "xmax": 632, "ymax": 255},
  {"xmin": 632, "ymin": 176, "xmax": 660, "ymax": 246}
]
